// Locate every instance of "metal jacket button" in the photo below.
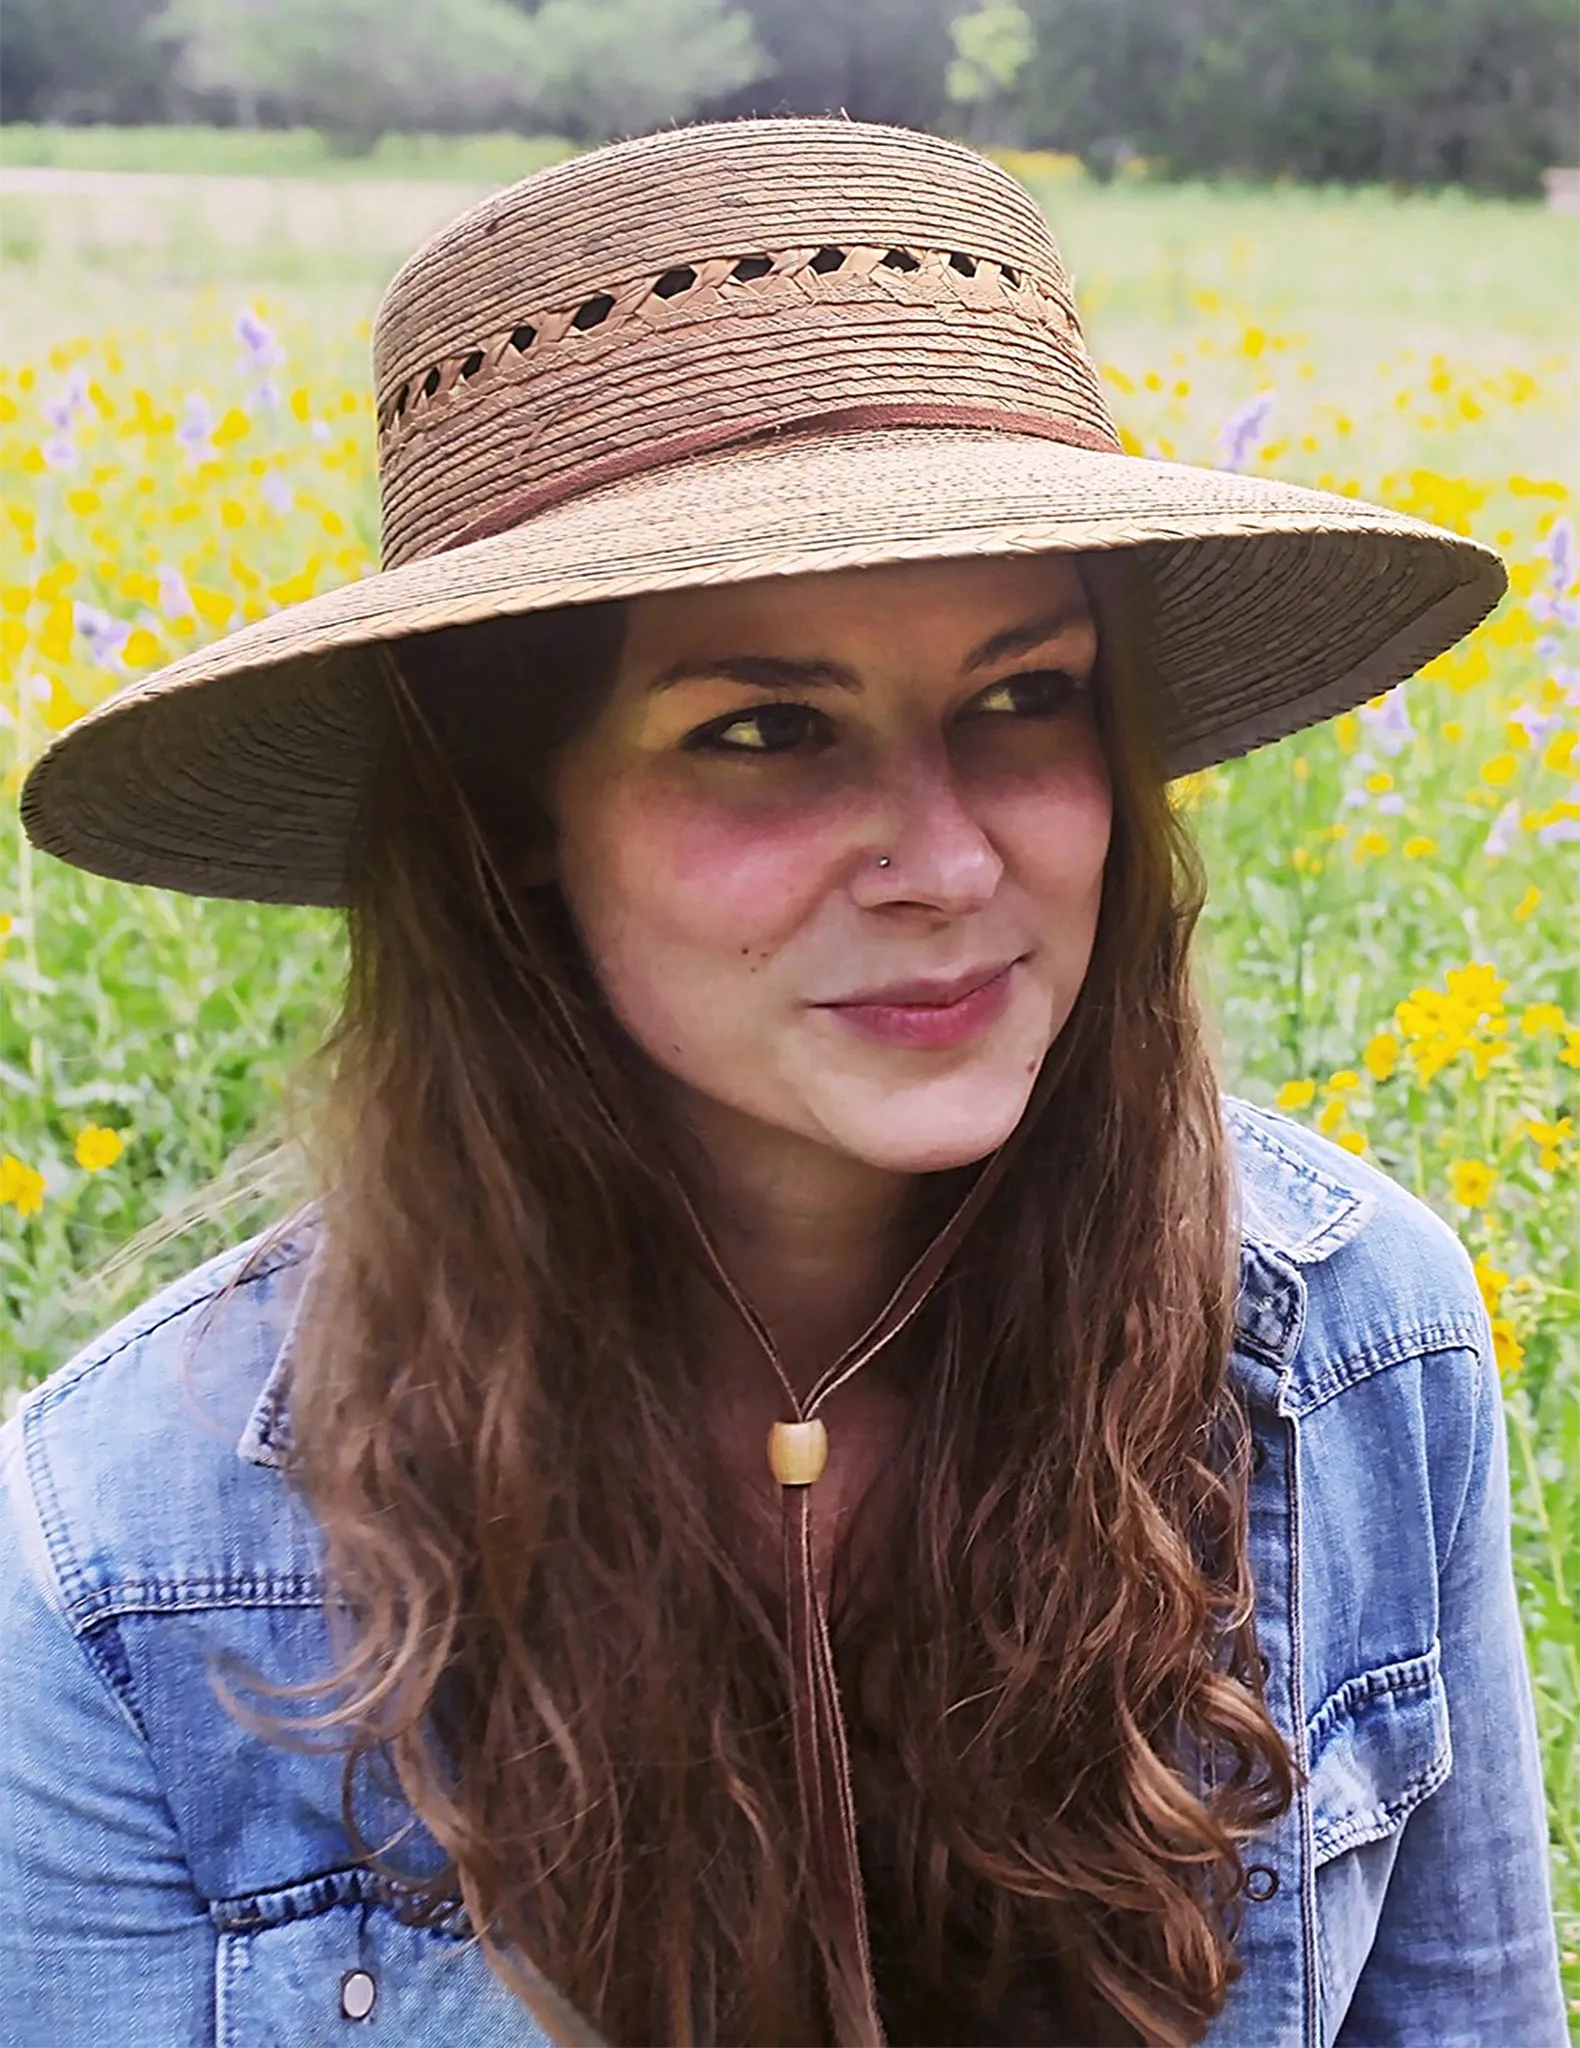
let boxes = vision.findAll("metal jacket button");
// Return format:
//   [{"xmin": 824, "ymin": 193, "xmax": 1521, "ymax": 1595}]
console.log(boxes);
[
  {"xmin": 341, "ymin": 1969, "xmax": 378, "ymax": 2020},
  {"xmin": 1244, "ymin": 1864, "xmax": 1280, "ymax": 1901}
]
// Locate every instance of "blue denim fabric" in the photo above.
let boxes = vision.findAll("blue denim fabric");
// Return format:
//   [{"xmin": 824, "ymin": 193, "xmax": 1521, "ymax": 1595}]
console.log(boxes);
[{"xmin": 1, "ymin": 1097, "xmax": 1566, "ymax": 2047}]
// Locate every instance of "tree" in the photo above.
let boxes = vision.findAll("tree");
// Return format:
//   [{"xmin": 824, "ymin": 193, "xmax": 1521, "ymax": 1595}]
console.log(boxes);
[
  {"xmin": 720, "ymin": 0, "xmax": 961, "ymax": 129},
  {"xmin": 1015, "ymin": 0, "xmax": 1580, "ymax": 195},
  {"xmin": 525, "ymin": 0, "xmax": 768, "ymax": 139},
  {"xmin": 946, "ymin": 1, "xmax": 1035, "ymax": 141},
  {"xmin": 152, "ymin": 0, "xmax": 542, "ymax": 151},
  {"xmin": 948, "ymin": 2, "xmax": 1035, "ymax": 105},
  {"xmin": 1, "ymin": 0, "xmax": 180, "ymax": 123}
]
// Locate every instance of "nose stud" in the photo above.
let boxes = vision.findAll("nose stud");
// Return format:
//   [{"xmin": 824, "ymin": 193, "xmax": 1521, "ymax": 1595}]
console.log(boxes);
[{"xmin": 875, "ymin": 854, "xmax": 892, "ymax": 869}]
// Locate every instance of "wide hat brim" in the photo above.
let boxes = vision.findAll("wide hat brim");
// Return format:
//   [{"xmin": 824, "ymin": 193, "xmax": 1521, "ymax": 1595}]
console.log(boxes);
[{"xmin": 20, "ymin": 422, "xmax": 1503, "ymax": 906}]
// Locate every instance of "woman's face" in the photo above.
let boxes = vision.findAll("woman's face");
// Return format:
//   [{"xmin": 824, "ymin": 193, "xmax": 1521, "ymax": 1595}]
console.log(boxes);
[{"xmin": 549, "ymin": 553, "xmax": 1112, "ymax": 1176}]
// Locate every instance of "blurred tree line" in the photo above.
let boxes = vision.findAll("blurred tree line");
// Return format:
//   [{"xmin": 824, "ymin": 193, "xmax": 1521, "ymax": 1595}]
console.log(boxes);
[{"xmin": 2, "ymin": 0, "xmax": 1574, "ymax": 194}]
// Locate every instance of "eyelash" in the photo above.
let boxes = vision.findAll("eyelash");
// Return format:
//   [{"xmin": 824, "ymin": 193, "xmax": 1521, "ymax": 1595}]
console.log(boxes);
[{"xmin": 681, "ymin": 670, "xmax": 1087, "ymax": 757}]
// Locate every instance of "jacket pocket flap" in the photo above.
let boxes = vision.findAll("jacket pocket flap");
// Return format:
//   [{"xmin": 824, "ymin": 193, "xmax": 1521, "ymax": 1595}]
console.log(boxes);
[{"xmin": 1306, "ymin": 1640, "xmax": 1451, "ymax": 1866}]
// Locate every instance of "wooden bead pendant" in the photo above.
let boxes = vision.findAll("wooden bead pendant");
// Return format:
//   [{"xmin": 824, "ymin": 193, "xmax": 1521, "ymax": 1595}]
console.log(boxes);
[{"xmin": 767, "ymin": 1418, "xmax": 829, "ymax": 1487}]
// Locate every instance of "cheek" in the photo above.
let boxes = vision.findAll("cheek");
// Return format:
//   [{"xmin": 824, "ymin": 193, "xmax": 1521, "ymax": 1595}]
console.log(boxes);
[
  {"xmin": 988, "ymin": 747, "xmax": 1113, "ymax": 915},
  {"xmin": 562, "ymin": 769, "xmax": 848, "ymax": 970}
]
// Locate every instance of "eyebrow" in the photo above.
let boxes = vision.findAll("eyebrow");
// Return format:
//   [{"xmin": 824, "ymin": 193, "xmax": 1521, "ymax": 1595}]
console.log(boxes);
[{"xmin": 648, "ymin": 601, "xmax": 1093, "ymax": 695}]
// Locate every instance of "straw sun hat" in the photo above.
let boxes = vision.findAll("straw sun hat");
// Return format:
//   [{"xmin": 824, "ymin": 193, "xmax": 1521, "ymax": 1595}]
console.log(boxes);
[{"xmin": 21, "ymin": 117, "xmax": 1504, "ymax": 907}]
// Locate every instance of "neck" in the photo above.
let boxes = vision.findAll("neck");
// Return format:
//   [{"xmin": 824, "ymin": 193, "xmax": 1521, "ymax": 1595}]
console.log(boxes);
[{"xmin": 674, "ymin": 1093, "xmax": 921, "ymax": 1397}]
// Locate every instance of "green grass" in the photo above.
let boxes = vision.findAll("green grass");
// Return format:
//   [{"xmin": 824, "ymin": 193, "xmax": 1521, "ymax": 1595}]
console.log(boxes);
[
  {"xmin": 0, "ymin": 122, "xmax": 575, "ymax": 182},
  {"xmin": 2, "ymin": 141, "xmax": 1578, "ymax": 2026}
]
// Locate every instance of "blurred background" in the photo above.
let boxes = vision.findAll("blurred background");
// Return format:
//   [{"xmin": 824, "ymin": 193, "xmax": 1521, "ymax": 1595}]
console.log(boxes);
[{"xmin": 1, "ymin": 0, "xmax": 1578, "ymax": 2022}]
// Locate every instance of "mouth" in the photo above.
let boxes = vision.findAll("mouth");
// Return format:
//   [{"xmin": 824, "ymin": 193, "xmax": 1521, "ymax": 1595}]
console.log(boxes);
[{"xmin": 814, "ymin": 958, "xmax": 1025, "ymax": 1051}]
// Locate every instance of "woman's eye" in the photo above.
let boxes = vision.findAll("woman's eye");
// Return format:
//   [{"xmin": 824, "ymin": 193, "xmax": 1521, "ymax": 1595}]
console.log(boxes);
[
  {"xmin": 964, "ymin": 669, "xmax": 1085, "ymax": 719},
  {"xmin": 682, "ymin": 702, "xmax": 831, "ymax": 755}
]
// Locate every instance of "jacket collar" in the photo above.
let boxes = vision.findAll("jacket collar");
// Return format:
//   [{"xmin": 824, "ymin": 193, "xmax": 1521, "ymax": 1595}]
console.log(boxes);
[
  {"xmin": 1224, "ymin": 1096, "xmax": 1376, "ymax": 1410},
  {"xmin": 237, "ymin": 1098, "xmax": 1374, "ymax": 1467}
]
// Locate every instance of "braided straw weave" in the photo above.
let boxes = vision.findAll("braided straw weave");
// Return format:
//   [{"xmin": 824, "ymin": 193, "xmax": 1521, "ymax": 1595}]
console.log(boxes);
[{"xmin": 22, "ymin": 115, "xmax": 1505, "ymax": 904}]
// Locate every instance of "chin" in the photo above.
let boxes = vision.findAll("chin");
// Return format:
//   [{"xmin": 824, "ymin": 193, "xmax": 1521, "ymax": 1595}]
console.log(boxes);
[{"xmin": 817, "ymin": 1073, "xmax": 1041, "ymax": 1176}]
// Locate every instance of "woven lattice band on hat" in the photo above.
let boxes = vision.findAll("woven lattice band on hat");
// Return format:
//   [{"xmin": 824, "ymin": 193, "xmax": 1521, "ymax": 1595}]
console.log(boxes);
[{"xmin": 20, "ymin": 116, "xmax": 1507, "ymax": 905}]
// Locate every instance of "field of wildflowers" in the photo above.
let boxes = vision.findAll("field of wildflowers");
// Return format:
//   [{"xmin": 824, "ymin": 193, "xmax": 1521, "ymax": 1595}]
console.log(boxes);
[{"xmin": 1, "ymin": 158, "xmax": 1577, "ymax": 2018}]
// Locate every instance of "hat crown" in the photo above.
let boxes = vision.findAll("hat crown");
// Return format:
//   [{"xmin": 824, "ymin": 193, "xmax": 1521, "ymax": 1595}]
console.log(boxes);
[{"xmin": 369, "ymin": 118, "xmax": 1119, "ymax": 569}]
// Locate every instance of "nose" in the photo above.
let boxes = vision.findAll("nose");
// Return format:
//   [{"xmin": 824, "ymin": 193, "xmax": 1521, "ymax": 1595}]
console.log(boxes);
[{"xmin": 848, "ymin": 741, "xmax": 1003, "ymax": 916}]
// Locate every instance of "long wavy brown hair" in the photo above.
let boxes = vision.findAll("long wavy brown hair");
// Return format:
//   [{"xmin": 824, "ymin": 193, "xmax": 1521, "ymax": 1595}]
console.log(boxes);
[{"xmin": 241, "ymin": 551, "xmax": 1300, "ymax": 2047}]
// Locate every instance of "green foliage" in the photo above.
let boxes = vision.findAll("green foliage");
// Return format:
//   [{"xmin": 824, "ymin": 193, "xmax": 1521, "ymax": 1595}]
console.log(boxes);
[
  {"xmin": 524, "ymin": 0, "xmax": 768, "ymax": 140},
  {"xmin": 948, "ymin": 2, "xmax": 1035, "ymax": 107},
  {"xmin": 722, "ymin": 0, "xmax": 959, "ymax": 128},
  {"xmin": 1017, "ymin": 0, "xmax": 1580, "ymax": 194},
  {"xmin": 152, "ymin": 0, "xmax": 542, "ymax": 151}
]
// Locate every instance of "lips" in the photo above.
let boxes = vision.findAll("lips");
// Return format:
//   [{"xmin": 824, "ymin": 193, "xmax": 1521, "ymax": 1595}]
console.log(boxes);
[{"xmin": 815, "ymin": 960, "xmax": 1021, "ymax": 1051}]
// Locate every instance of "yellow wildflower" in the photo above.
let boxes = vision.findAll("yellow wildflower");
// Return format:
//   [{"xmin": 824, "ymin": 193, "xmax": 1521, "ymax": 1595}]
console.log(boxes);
[
  {"xmin": 1560, "ymin": 1030, "xmax": 1580, "ymax": 1070},
  {"xmin": 1472, "ymin": 1251, "xmax": 1508, "ymax": 1320},
  {"xmin": 1480, "ymin": 753, "xmax": 1519, "ymax": 787},
  {"xmin": 1490, "ymin": 1319, "xmax": 1524, "ymax": 1378},
  {"xmin": 1512, "ymin": 886, "xmax": 1541, "ymax": 923},
  {"xmin": 74, "ymin": 1124, "xmax": 125, "ymax": 1172},
  {"xmin": 1402, "ymin": 836, "xmax": 1437, "ymax": 859},
  {"xmin": 1523, "ymin": 1117, "xmax": 1573, "ymax": 1172},
  {"xmin": 1447, "ymin": 1159, "xmax": 1496, "ymax": 1209},
  {"xmin": 1275, "ymin": 1079, "xmax": 1316, "ymax": 1112},
  {"xmin": 1326, "ymin": 1070, "xmax": 1361, "ymax": 1094},
  {"xmin": 1337, "ymin": 1131, "xmax": 1366, "ymax": 1156},
  {"xmin": 1363, "ymin": 1032, "xmax": 1399, "ymax": 1081},
  {"xmin": 1395, "ymin": 963, "xmax": 1507, "ymax": 1085},
  {"xmin": 1353, "ymin": 829, "xmax": 1390, "ymax": 862},
  {"xmin": 211, "ymin": 406, "xmax": 252, "ymax": 448},
  {"xmin": 1542, "ymin": 730, "xmax": 1576, "ymax": 775},
  {"xmin": 1520, "ymin": 1003, "xmax": 1567, "ymax": 1037},
  {"xmin": 1317, "ymin": 1098, "xmax": 1348, "ymax": 1137},
  {"xmin": 0, "ymin": 1153, "xmax": 45, "ymax": 1217}
]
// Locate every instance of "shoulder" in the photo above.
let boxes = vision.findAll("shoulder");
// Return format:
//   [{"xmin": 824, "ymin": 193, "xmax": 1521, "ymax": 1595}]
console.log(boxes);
[
  {"xmin": 0, "ymin": 1217, "xmax": 321, "ymax": 1640},
  {"xmin": 1223, "ymin": 1095, "xmax": 1487, "ymax": 1406}
]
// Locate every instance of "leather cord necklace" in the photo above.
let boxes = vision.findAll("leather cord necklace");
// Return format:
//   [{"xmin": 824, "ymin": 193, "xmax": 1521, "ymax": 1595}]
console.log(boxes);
[{"xmin": 670, "ymin": 1128, "xmax": 1028, "ymax": 2046}]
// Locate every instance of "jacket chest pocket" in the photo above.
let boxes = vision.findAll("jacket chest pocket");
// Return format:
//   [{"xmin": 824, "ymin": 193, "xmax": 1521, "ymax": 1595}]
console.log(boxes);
[
  {"xmin": 214, "ymin": 1877, "xmax": 569, "ymax": 2048},
  {"xmin": 1307, "ymin": 1641, "xmax": 1452, "ymax": 2039}
]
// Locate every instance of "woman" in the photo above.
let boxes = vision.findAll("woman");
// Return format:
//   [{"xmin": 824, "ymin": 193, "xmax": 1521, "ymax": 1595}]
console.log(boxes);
[{"xmin": 2, "ymin": 118, "xmax": 1566, "ymax": 2048}]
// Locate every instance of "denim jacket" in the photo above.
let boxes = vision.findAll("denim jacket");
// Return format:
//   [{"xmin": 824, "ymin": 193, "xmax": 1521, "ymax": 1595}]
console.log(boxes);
[{"xmin": 0, "ymin": 1098, "xmax": 1567, "ymax": 2048}]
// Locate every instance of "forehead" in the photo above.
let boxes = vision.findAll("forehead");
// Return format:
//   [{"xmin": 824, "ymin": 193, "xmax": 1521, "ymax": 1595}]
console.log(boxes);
[{"xmin": 619, "ymin": 552, "xmax": 1094, "ymax": 671}]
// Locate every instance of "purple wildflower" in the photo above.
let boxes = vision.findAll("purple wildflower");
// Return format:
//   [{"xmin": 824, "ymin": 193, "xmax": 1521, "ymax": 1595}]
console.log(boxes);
[
  {"xmin": 177, "ymin": 392, "xmax": 215, "ymax": 457},
  {"xmin": 157, "ymin": 566, "xmax": 195, "ymax": 620},
  {"xmin": 43, "ymin": 368, "xmax": 90, "ymax": 432},
  {"xmin": 1537, "ymin": 783, "xmax": 1580, "ymax": 844},
  {"xmin": 1483, "ymin": 801, "xmax": 1521, "ymax": 858},
  {"xmin": 1531, "ymin": 518, "xmax": 1579, "ymax": 636},
  {"xmin": 262, "ymin": 474, "xmax": 293, "ymax": 514},
  {"xmin": 74, "ymin": 601, "xmax": 131, "ymax": 672},
  {"xmin": 1543, "ymin": 515, "xmax": 1573, "ymax": 587},
  {"xmin": 1358, "ymin": 684, "xmax": 1415, "ymax": 756},
  {"xmin": 1508, "ymin": 703, "xmax": 1562, "ymax": 748},
  {"xmin": 1376, "ymin": 792, "xmax": 1405, "ymax": 815},
  {"xmin": 1216, "ymin": 391, "xmax": 1277, "ymax": 472},
  {"xmin": 42, "ymin": 435, "xmax": 79, "ymax": 471},
  {"xmin": 235, "ymin": 306, "xmax": 284, "ymax": 371}
]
